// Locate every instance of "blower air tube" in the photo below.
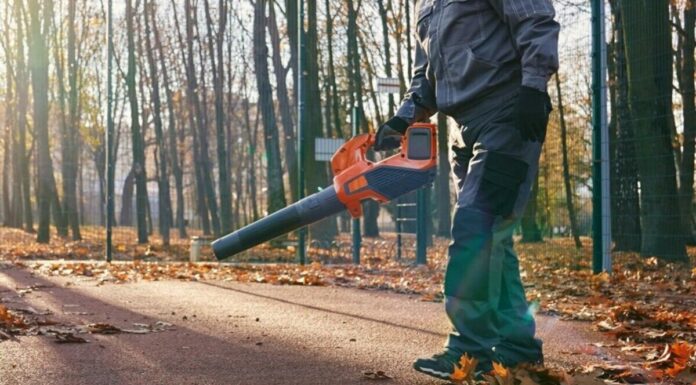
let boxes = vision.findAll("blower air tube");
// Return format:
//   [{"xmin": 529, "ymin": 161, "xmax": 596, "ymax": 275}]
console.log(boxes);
[{"xmin": 212, "ymin": 186, "xmax": 345, "ymax": 260}]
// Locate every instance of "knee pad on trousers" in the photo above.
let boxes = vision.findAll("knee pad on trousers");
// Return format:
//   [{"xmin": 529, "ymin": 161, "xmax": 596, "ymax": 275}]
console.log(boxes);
[
  {"xmin": 475, "ymin": 152, "xmax": 529, "ymax": 218},
  {"xmin": 444, "ymin": 207, "xmax": 495, "ymax": 300}
]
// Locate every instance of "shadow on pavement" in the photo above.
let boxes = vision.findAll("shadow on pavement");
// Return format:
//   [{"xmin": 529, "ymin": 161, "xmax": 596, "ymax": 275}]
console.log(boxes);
[
  {"xmin": 199, "ymin": 280, "xmax": 448, "ymax": 338},
  {"xmin": 1, "ymin": 266, "xmax": 435, "ymax": 385}
]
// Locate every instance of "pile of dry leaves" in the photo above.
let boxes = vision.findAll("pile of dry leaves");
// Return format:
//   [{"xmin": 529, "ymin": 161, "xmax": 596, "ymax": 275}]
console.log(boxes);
[{"xmin": 517, "ymin": 239, "xmax": 696, "ymax": 382}]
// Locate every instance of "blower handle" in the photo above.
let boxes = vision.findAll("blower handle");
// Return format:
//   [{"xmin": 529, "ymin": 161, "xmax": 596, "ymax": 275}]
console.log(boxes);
[{"xmin": 330, "ymin": 123, "xmax": 437, "ymax": 218}]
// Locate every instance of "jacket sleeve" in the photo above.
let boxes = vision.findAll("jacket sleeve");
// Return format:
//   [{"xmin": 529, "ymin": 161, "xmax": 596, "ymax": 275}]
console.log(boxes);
[
  {"xmin": 490, "ymin": 0, "xmax": 560, "ymax": 92},
  {"xmin": 395, "ymin": 41, "xmax": 438, "ymax": 124}
]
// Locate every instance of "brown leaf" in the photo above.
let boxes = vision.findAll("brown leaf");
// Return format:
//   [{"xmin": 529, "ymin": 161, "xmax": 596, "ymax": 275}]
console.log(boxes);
[
  {"xmin": 0, "ymin": 305, "xmax": 27, "ymax": 329},
  {"xmin": 54, "ymin": 332, "xmax": 88, "ymax": 344},
  {"xmin": 362, "ymin": 371, "xmax": 392, "ymax": 381},
  {"xmin": 87, "ymin": 323, "xmax": 121, "ymax": 335},
  {"xmin": 663, "ymin": 342, "xmax": 695, "ymax": 378}
]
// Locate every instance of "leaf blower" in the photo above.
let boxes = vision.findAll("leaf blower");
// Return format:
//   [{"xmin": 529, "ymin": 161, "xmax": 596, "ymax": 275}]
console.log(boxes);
[{"xmin": 212, "ymin": 123, "xmax": 438, "ymax": 260}]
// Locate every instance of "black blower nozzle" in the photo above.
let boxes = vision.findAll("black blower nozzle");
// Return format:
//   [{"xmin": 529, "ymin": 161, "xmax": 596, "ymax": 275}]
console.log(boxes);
[{"xmin": 212, "ymin": 186, "xmax": 345, "ymax": 260}]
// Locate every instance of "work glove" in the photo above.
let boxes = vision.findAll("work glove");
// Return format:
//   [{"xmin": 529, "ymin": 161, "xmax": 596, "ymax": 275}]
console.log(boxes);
[
  {"xmin": 516, "ymin": 86, "xmax": 552, "ymax": 143},
  {"xmin": 374, "ymin": 116, "xmax": 409, "ymax": 151}
]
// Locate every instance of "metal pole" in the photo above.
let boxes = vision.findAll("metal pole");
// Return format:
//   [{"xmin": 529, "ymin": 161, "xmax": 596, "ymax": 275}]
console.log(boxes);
[
  {"xmin": 599, "ymin": 0, "xmax": 612, "ymax": 273},
  {"xmin": 351, "ymin": 106, "xmax": 361, "ymax": 264},
  {"xmin": 591, "ymin": 0, "xmax": 610, "ymax": 273},
  {"xmin": 416, "ymin": 188, "xmax": 427, "ymax": 265},
  {"xmin": 297, "ymin": 0, "xmax": 306, "ymax": 265},
  {"xmin": 396, "ymin": 198, "xmax": 402, "ymax": 260},
  {"xmin": 105, "ymin": 0, "xmax": 114, "ymax": 263}
]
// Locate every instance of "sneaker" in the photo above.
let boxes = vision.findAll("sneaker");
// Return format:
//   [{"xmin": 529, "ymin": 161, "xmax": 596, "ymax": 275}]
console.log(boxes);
[{"xmin": 413, "ymin": 351, "xmax": 484, "ymax": 381}]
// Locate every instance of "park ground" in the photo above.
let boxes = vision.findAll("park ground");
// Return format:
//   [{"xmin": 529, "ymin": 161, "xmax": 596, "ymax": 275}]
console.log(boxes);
[{"xmin": 1, "ymin": 228, "xmax": 695, "ymax": 384}]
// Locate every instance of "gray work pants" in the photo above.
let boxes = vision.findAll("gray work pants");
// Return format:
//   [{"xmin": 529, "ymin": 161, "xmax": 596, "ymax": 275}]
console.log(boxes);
[{"xmin": 443, "ymin": 95, "xmax": 544, "ymax": 371}]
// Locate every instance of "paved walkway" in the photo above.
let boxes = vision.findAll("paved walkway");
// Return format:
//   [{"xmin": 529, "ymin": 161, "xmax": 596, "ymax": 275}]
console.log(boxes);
[{"xmin": 0, "ymin": 264, "xmax": 619, "ymax": 385}]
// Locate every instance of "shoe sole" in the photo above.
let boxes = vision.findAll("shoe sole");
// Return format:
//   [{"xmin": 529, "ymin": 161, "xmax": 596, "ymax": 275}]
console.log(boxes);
[{"xmin": 412, "ymin": 363, "xmax": 452, "ymax": 381}]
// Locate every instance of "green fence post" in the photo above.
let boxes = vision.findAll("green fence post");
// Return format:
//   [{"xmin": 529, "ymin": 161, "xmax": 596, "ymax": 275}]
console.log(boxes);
[
  {"xmin": 297, "ymin": 0, "xmax": 307, "ymax": 265},
  {"xmin": 591, "ymin": 0, "xmax": 611, "ymax": 273},
  {"xmin": 396, "ymin": 198, "xmax": 402, "ymax": 260},
  {"xmin": 352, "ymin": 106, "xmax": 361, "ymax": 265},
  {"xmin": 416, "ymin": 188, "xmax": 427, "ymax": 265}
]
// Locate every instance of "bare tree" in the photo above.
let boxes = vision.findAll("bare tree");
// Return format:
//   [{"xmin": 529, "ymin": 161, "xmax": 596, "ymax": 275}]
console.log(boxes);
[
  {"xmin": 253, "ymin": 0, "xmax": 287, "ymax": 216},
  {"xmin": 555, "ymin": 73, "xmax": 581, "ymax": 248},
  {"xmin": 203, "ymin": 0, "xmax": 232, "ymax": 235},
  {"xmin": 153, "ymin": 5, "xmax": 186, "ymax": 239},
  {"xmin": 268, "ymin": 2, "xmax": 298, "ymax": 201},
  {"xmin": 144, "ymin": 0, "xmax": 171, "ymax": 244},
  {"xmin": 28, "ymin": 0, "xmax": 59, "ymax": 243},
  {"xmin": 125, "ymin": 0, "xmax": 149, "ymax": 243},
  {"xmin": 61, "ymin": 0, "xmax": 82, "ymax": 240}
]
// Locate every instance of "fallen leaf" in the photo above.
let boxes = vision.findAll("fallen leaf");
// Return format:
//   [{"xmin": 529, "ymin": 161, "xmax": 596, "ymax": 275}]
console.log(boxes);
[
  {"xmin": 450, "ymin": 354, "xmax": 478, "ymax": 384},
  {"xmin": 362, "ymin": 371, "xmax": 392, "ymax": 381},
  {"xmin": 87, "ymin": 323, "xmax": 121, "ymax": 334},
  {"xmin": 54, "ymin": 332, "xmax": 88, "ymax": 344}
]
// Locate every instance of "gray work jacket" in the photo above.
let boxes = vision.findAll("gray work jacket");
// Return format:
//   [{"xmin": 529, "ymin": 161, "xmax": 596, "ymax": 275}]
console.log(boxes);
[{"xmin": 396, "ymin": 0, "xmax": 560, "ymax": 123}]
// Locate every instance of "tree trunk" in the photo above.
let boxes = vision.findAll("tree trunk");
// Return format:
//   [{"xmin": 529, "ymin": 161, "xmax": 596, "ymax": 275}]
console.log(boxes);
[
  {"xmin": 243, "ymin": 95, "xmax": 260, "ymax": 223},
  {"xmin": 285, "ymin": 0, "xmax": 298, "ymax": 107},
  {"xmin": 191, "ymin": 2, "xmax": 221, "ymax": 236},
  {"xmin": 203, "ymin": 0, "xmax": 232, "ymax": 235},
  {"xmin": 396, "ymin": 0, "xmax": 407, "ymax": 96},
  {"xmin": 678, "ymin": 1, "xmax": 696, "ymax": 244},
  {"xmin": 304, "ymin": 0, "xmax": 338, "ymax": 241},
  {"xmin": 4, "ymin": 15, "xmax": 19, "ymax": 228},
  {"xmin": 93, "ymin": 147, "xmax": 106, "ymax": 226},
  {"xmin": 125, "ymin": 0, "xmax": 149, "ymax": 243},
  {"xmin": 404, "ymin": 0, "xmax": 413, "ymax": 78},
  {"xmin": 608, "ymin": 0, "xmax": 642, "ymax": 252},
  {"xmin": 268, "ymin": 3, "xmax": 299, "ymax": 202},
  {"xmin": 253, "ymin": 0, "xmax": 287, "ymax": 217},
  {"xmin": 620, "ymin": 0, "xmax": 686, "ymax": 261},
  {"xmin": 28, "ymin": 0, "xmax": 55, "ymax": 243},
  {"xmin": 555, "ymin": 73, "xmax": 582, "ymax": 248},
  {"xmin": 520, "ymin": 174, "xmax": 542, "ymax": 243},
  {"xmin": 377, "ymin": 0, "xmax": 395, "ymax": 117},
  {"xmin": 347, "ymin": 0, "xmax": 377, "ymax": 238},
  {"xmin": 174, "ymin": 0, "xmax": 211, "ymax": 234},
  {"xmin": 358, "ymin": 34, "xmax": 383, "ymax": 128},
  {"xmin": 171, "ymin": 0, "xmax": 206, "ymax": 233},
  {"xmin": 62, "ymin": 0, "xmax": 81, "ymax": 240},
  {"xmin": 153, "ymin": 7, "xmax": 186, "ymax": 239},
  {"xmin": 2, "ymin": 126, "xmax": 11, "ymax": 226},
  {"xmin": 14, "ymin": 1, "xmax": 33, "ymax": 231},
  {"xmin": 144, "ymin": 0, "xmax": 171, "ymax": 245},
  {"xmin": 324, "ymin": 0, "xmax": 343, "ymax": 138}
]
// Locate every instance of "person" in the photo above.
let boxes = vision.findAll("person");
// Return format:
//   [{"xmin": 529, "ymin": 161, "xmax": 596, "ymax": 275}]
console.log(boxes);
[{"xmin": 374, "ymin": 0, "xmax": 559, "ymax": 380}]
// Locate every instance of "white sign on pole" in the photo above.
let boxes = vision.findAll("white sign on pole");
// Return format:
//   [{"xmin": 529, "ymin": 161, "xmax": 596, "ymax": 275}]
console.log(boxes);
[
  {"xmin": 376, "ymin": 77, "xmax": 401, "ymax": 94},
  {"xmin": 315, "ymin": 138, "xmax": 345, "ymax": 162}
]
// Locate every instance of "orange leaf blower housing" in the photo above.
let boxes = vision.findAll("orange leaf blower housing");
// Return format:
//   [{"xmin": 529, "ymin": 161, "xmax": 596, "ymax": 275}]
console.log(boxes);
[
  {"xmin": 212, "ymin": 123, "xmax": 438, "ymax": 260},
  {"xmin": 332, "ymin": 123, "xmax": 438, "ymax": 217}
]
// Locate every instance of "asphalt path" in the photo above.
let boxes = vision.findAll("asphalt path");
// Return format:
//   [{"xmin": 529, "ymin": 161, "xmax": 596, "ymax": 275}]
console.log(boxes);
[{"xmin": 0, "ymin": 264, "xmax": 622, "ymax": 385}]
